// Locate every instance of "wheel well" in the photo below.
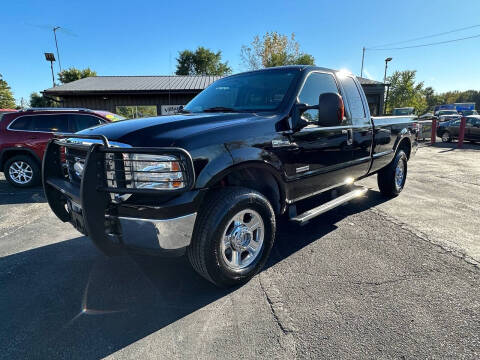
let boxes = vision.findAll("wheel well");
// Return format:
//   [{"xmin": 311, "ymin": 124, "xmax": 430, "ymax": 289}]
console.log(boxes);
[
  {"xmin": 0, "ymin": 149, "xmax": 40, "ymax": 170},
  {"xmin": 210, "ymin": 167, "xmax": 283, "ymax": 215},
  {"xmin": 397, "ymin": 138, "xmax": 411, "ymax": 159}
]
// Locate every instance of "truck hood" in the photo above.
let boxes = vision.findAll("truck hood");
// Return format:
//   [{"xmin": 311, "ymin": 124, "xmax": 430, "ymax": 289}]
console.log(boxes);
[{"xmin": 77, "ymin": 112, "xmax": 267, "ymax": 147}]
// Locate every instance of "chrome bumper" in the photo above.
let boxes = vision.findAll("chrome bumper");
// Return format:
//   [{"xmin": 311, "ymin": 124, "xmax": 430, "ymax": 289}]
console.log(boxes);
[{"xmin": 114, "ymin": 213, "xmax": 197, "ymax": 251}]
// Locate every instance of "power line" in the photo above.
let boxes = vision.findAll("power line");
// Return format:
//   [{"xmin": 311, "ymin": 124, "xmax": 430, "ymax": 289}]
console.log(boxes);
[
  {"xmin": 369, "ymin": 24, "xmax": 480, "ymax": 49},
  {"xmin": 367, "ymin": 33, "xmax": 480, "ymax": 51}
]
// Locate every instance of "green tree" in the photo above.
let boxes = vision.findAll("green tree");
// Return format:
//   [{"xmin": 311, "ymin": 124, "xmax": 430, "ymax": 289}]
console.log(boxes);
[
  {"xmin": 386, "ymin": 70, "xmax": 427, "ymax": 114},
  {"xmin": 0, "ymin": 74, "xmax": 16, "ymax": 108},
  {"xmin": 240, "ymin": 32, "xmax": 315, "ymax": 70},
  {"xmin": 29, "ymin": 92, "xmax": 57, "ymax": 107},
  {"xmin": 175, "ymin": 47, "xmax": 231, "ymax": 76},
  {"xmin": 58, "ymin": 67, "xmax": 97, "ymax": 84}
]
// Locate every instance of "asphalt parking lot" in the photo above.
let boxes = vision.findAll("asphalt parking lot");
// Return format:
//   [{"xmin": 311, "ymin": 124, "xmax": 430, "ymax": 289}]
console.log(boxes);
[{"xmin": 1, "ymin": 142, "xmax": 479, "ymax": 359}]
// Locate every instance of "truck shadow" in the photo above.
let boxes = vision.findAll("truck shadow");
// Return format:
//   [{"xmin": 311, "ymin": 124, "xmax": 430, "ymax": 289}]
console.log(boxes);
[{"xmin": 0, "ymin": 189, "xmax": 387, "ymax": 359}]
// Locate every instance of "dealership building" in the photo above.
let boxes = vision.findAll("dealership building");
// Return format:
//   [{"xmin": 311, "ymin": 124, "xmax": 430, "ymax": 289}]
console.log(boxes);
[{"xmin": 43, "ymin": 74, "xmax": 386, "ymax": 117}]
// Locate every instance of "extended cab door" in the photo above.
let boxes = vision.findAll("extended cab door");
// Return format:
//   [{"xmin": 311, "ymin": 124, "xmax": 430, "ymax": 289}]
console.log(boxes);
[
  {"xmin": 283, "ymin": 71, "xmax": 354, "ymax": 201},
  {"xmin": 337, "ymin": 75, "xmax": 373, "ymax": 179}
]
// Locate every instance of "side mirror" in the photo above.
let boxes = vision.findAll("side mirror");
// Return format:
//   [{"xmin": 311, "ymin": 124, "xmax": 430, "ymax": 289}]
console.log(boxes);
[
  {"xmin": 290, "ymin": 92, "xmax": 344, "ymax": 132},
  {"xmin": 317, "ymin": 92, "xmax": 344, "ymax": 127}
]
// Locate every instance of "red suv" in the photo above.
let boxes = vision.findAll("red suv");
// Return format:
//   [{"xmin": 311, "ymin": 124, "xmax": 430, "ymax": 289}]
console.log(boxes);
[{"xmin": 0, "ymin": 108, "xmax": 125, "ymax": 187}]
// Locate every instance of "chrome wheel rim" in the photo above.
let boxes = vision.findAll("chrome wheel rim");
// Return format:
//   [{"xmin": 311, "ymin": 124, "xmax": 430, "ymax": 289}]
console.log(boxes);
[
  {"xmin": 442, "ymin": 133, "xmax": 449, "ymax": 142},
  {"xmin": 395, "ymin": 160, "xmax": 405, "ymax": 190},
  {"xmin": 8, "ymin": 161, "xmax": 33, "ymax": 185},
  {"xmin": 221, "ymin": 209, "xmax": 264, "ymax": 270}
]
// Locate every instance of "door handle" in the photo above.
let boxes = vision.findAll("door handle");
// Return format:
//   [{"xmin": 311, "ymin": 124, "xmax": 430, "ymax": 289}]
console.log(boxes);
[
  {"xmin": 342, "ymin": 129, "xmax": 353, "ymax": 145},
  {"xmin": 28, "ymin": 136, "xmax": 38, "ymax": 140}
]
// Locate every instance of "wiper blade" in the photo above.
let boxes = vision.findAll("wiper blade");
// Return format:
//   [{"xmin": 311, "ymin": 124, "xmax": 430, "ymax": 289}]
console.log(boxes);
[{"xmin": 202, "ymin": 107, "xmax": 237, "ymax": 113}]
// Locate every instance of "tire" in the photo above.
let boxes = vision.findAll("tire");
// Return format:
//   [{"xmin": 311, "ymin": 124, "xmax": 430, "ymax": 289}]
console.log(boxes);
[
  {"xmin": 441, "ymin": 131, "xmax": 452, "ymax": 142},
  {"xmin": 3, "ymin": 155, "xmax": 41, "ymax": 188},
  {"xmin": 377, "ymin": 150, "xmax": 407, "ymax": 198},
  {"xmin": 187, "ymin": 187, "xmax": 276, "ymax": 288}
]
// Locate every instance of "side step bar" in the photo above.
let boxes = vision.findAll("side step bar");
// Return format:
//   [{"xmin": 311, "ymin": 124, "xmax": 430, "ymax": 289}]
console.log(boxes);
[{"xmin": 291, "ymin": 186, "xmax": 368, "ymax": 224}]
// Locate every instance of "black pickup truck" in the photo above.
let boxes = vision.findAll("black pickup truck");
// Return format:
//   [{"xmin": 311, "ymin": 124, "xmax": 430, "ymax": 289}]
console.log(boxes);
[{"xmin": 43, "ymin": 66, "xmax": 417, "ymax": 287}]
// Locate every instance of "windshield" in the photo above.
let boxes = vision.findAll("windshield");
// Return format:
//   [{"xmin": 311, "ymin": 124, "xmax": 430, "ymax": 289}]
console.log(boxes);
[
  {"xmin": 184, "ymin": 69, "xmax": 299, "ymax": 113},
  {"xmin": 439, "ymin": 110, "xmax": 458, "ymax": 115}
]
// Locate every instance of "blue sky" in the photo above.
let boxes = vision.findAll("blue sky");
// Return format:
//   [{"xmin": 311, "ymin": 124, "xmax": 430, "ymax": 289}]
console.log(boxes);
[{"xmin": 2, "ymin": 0, "xmax": 480, "ymax": 104}]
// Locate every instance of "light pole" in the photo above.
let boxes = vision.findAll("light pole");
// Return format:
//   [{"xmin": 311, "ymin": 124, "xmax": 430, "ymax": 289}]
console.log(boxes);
[
  {"xmin": 383, "ymin": 57, "xmax": 392, "ymax": 114},
  {"xmin": 53, "ymin": 26, "xmax": 62, "ymax": 72},
  {"xmin": 44, "ymin": 52, "xmax": 56, "ymax": 87},
  {"xmin": 383, "ymin": 57, "xmax": 392, "ymax": 84}
]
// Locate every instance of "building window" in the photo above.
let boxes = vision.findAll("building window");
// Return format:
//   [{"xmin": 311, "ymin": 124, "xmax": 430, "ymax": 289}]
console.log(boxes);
[{"xmin": 116, "ymin": 105, "xmax": 157, "ymax": 119}]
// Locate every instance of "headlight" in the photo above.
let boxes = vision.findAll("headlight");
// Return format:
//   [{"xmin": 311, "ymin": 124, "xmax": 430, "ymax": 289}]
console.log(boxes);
[
  {"xmin": 105, "ymin": 153, "xmax": 186, "ymax": 191},
  {"xmin": 128, "ymin": 154, "xmax": 185, "ymax": 190}
]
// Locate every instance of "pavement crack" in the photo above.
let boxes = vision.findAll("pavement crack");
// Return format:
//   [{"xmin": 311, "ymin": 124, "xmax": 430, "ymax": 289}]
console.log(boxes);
[{"xmin": 258, "ymin": 274, "xmax": 295, "ymax": 334}]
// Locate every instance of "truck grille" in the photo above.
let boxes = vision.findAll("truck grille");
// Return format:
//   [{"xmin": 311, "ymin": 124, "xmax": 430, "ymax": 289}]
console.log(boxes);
[{"xmin": 65, "ymin": 147, "xmax": 88, "ymax": 185}]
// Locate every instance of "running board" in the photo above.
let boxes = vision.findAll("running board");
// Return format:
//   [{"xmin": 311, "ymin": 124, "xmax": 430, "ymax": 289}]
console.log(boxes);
[{"xmin": 291, "ymin": 186, "xmax": 368, "ymax": 224}]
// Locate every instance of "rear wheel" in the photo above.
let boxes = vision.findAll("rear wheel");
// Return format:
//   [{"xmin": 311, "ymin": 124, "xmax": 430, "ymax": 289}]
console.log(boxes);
[
  {"xmin": 187, "ymin": 187, "xmax": 275, "ymax": 288},
  {"xmin": 441, "ymin": 131, "xmax": 452, "ymax": 142},
  {"xmin": 3, "ymin": 155, "xmax": 40, "ymax": 188},
  {"xmin": 377, "ymin": 150, "xmax": 408, "ymax": 198}
]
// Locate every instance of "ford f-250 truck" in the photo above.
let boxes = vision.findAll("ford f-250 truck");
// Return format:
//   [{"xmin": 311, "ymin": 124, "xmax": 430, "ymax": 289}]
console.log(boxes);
[{"xmin": 43, "ymin": 66, "xmax": 417, "ymax": 287}]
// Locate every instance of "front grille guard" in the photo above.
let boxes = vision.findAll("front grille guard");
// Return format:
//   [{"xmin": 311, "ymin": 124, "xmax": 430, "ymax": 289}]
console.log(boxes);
[{"xmin": 42, "ymin": 133, "xmax": 196, "ymax": 255}]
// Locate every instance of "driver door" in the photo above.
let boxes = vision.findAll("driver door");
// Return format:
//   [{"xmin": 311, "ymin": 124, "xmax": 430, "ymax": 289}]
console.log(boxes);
[{"xmin": 282, "ymin": 72, "xmax": 353, "ymax": 201}]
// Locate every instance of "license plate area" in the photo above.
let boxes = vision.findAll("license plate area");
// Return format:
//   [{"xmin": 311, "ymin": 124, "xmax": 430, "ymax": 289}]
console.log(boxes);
[{"xmin": 67, "ymin": 200, "xmax": 88, "ymax": 235}]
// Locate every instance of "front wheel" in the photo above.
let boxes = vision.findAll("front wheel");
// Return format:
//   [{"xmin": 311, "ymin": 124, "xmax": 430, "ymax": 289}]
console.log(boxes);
[
  {"xmin": 377, "ymin": 150, "xmax": 408, "ymax": 198},
  {"xmin": 3, "ymin": 155, "xmax": 40, "ymax": 188},
  {"xmin": 441, "ymin": 131, "xmax": 452, "ymax": 142},
  {"xmin": 187, "ymin": 187, "xmax": 276, "ymax": 288}
]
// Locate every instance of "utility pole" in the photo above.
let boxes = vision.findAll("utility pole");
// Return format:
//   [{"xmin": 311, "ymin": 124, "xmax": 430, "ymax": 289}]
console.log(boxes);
[
  {"xmin": 360, "ymin": 47, "xmax": 365, "ymax": 78},
  {"xmin": 53, "ymin": 26, "xmax": 62, "ymax": 72}
]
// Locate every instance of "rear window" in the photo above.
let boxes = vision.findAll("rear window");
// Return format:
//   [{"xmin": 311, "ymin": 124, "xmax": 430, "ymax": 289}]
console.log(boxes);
[
  {"xmin": 9, "ymin": 116, "xmax": 33, "ymax": 130},
  {"xmin": 31, "ymin": 115, "xmax": 69, "ymax": 132},
  {"xmin": 9, "ymin": 115, "xmax": 69, "ymax": 132},
  {"xmin": 340, "ymin": 76, "xmax": 366, "ymax": 118}
]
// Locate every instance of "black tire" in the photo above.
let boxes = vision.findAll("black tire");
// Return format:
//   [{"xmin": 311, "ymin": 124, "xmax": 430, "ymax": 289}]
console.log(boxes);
[
  {"xmin": 377, "ymin": 150, "xmax": 408, "ymax": 198},
  {"xmin": 441, "ymin": 131, "xmax": 452, "ymax": 142},
  {"xmin": 187, "ymin": 187, "xmax": 276, "ymax": 288},
  {"xmin": 3, "ymin": 155, "xmax": 41, "ymax": 188}
]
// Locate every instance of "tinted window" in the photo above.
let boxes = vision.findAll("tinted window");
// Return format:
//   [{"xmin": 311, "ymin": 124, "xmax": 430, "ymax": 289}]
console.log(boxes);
[
  {"xmin": 341, "ymin": 76, "xmax": 366, "ymax": 119},
  {"xmin": 9, "ymin": 116, "xmax": 33, "ymax": 130},
  {"xmin": 31, "ymin": 115, "xmax": 69, "ymax": 132},
  {"xmin": 298, "ymin": 72, "xmax": 339, "ymax": 123},
  {"xmin": 71, "ymin": 114, "xmax": 102, "ymax": 131}
]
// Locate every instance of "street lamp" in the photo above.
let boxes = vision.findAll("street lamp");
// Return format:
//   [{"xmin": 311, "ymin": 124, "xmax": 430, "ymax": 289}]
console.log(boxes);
[
  {"xmin": 383, "ymin": 57, "xmax": 392, "ymax": 84},
  {"xmin": 44, "ymin": 52, "xmax": 56, "ymax": 87},
  {"xmin": 383, "ymin": 57, "xmax": 392, "ymax": 115}
]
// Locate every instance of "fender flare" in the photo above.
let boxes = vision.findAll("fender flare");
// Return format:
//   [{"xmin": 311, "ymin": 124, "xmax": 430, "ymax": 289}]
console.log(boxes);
[{"xmin": 0, "ymin": 147, "xmax": 42, "ymax": 169}]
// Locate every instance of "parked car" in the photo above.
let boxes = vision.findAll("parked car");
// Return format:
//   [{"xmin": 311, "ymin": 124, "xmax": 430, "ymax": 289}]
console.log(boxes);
[
  {"xmin": 0, "ymin": 109, "xmax": 16, "ymax": 114},
  {"xmin": 437, "ymin": 116, "xmax": 480, "ymax": 143},
  {"xmin": 435, "ymin": 109, "xmax": 460, "ymax": 122},
  {"xmin": 0, "ymin": 108, "xmax": 125, "ymax": 187},
  {"xmin": 393, "ymin": 107, "xmax": 415, "ymax": 116},
  {"xmin": 459, "ymin": 109, "xmax": 478, "ymax": 116},
  {"xmin": 43, "ymin": 66, "xmax": 417, "ymax": 287}
]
